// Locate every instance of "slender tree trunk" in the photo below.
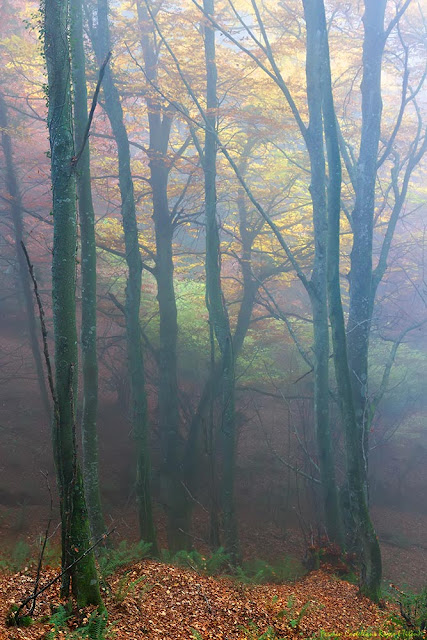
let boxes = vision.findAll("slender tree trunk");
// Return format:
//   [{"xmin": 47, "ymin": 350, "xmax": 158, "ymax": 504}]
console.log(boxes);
[
  {"xmin": 70, "ymin": 0, "xmax": 106, "ymax": 545},
  {"xmin": 181, "ymin": 169, "xmax": 260, "ymax": 547},
  {"xmin": 347, "ymin": 0, "xmax": 386, "ymax": 495},
  {"xmin": 44, "ymin": 0, "xmax": 101, "ymax": 606},
  {"xmin": 302, "ymin": 0, "xmax": 343, "ymax": 548},
  {"xmin": 0, "ymin": 92, "xmax": 50, "ymax": 419},
  {"xmin": 96, "ymin": 0, "xmax": 157, "ymax": 551},
  {"xmin": 203, "ymin": 0, "xmax": 239, "ymax": 560},
  {"xmin": 136, "ymin": 2, "xmax": 188, "ymax": 551},
  {"xmin": 315, "ymin": 0, "xmax": 382, "ymax": 600}
]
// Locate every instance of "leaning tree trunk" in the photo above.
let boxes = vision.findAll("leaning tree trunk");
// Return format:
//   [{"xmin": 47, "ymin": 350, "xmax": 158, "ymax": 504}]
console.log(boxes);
[
  {"xmin": 203, "ymin": 0, "xmax": 239, "ymax": 561},
  {"xmin": 0, "ymin": 92, "xmax": 50, "ymax": 419},
  {"xmin": 44, "ymin": 0, "xmax": 101, "ymax": 606},
  {"xmin": 314, "ymin": 0, "xmax": 382, "ymax": 600},
  {"xmin": 70, "ymin": 0, "xmax": 106, "ymax": 545},
  {"xmin": 95, "ymin": 0, "xmax": 157, "ymax": 551},
  {"xmin": 302, "ymin": 0, "xmax": 344, "ymax": 548}
]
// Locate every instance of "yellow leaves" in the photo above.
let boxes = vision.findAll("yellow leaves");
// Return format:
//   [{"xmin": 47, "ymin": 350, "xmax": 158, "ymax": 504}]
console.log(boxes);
[{"xmin": 96, "ymin": 217, "xmax": 124, "ymax": 250}]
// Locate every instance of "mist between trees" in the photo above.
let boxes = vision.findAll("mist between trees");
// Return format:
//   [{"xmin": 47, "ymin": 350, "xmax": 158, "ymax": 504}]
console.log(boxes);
[{"xmin": 0, "ymin": 0, "xmax": 426, "ymax": 610}]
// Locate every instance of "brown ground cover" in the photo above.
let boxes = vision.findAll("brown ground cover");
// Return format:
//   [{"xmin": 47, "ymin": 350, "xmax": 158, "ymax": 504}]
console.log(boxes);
[{"xmin": 0, "ymin": 560, "xmax": 392, "ymax": 640}]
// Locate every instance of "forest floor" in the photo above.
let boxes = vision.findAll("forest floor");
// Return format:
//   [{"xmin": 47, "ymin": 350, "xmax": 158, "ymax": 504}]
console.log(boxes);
[{"xmin": 0, "ymin": 558, "xmax": 405, "ymax": 640}]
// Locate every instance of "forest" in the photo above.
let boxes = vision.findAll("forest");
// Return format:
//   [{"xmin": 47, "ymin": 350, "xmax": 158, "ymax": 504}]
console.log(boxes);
[{"xmin": 0, "ymin": 0, "xmax": 426, "ymax": 637}]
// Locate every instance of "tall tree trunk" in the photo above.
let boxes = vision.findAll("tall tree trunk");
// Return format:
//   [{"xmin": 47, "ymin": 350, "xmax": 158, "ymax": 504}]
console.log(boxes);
[
  {"xmin": 95, "ymin": 0, "xmax": 157, "ymax": 551},
  {"xmin": 0, "ymin": 92, "xmax": 50, "ymax": 419},
  {"xmin": 136, "ymin": 2, "xmax": 188, "ymax": 551},
  {"xmin": 314, "ymin": 0, "xmax": 382, "ymax": 600},
  {"xmin": 203, "ymin": 0, "xmax": 239, "ymax": 560},
  {"xmin": 44, "ymin": 0, "xmax": 101, "ymax": 606},
  {"xmin": 70, "ymin": 0, "xmax": 106, "ymax": 545},
  {"xmin": 347, "ymin": 0, "xmax": 386, "ymax": 495},
  {"xmin": 302, "ymin": 0, "xmax": 343, "ymax": 548}
]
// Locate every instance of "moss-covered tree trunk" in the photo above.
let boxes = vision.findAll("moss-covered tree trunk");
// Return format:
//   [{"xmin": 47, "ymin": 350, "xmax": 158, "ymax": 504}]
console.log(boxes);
[
  {"xmin": 44, "ymin": 0, "xmax": 102, "ymax": 606},
  {"xmin": 203, "ymin": 0, "xmax": 239, "ymax": 561},
  {"xmin": 311, "ymin": 0, "xmax": 382, "ymax": 600},
  {"xmin": 95, "ymin": 0, "xmax": 157, "ymax": 551},
  {"xmin": 70, "ymin": 0, "xmax": 106, "ymax": 545},
  {"xmin": 0, "ymin": 91, "xmax": 50, "ymax": 419}
]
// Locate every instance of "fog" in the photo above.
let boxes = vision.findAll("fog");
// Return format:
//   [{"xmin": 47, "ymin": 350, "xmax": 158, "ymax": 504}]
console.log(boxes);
[{"xmin": 0, "ymin": 0, "xmax": 426, "ymax": 613}]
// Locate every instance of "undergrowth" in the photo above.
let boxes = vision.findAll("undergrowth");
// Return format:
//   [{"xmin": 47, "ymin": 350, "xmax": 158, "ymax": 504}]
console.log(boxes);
[
  {"xmin": 387, "ymin": 585, "xmax": 427, "ymax": 640},
  {"xmin": 45, "ymin": 606, "xmax": 113, "ymax": 639},
  {"xmin": 0, "ymin": 539, "xmax": 60, "ymax": 573},
  {"xmin": 161, "ymin": 547, "xmax": 306, "ymax": 584},
  {"xmin": 161, "ymin": 546, "xmax": 232, "ymax": 575},
  {"xmin": 98, "ymin": 540, "xmax": 152, "ymax": 577},
  {"xmin": 0, "ymin": 540, "xmax": 31, "ymax": 572},
  {"xmin": 234, "ymin": 556, "xmax": 306, "ymax": 584},
  {"xmin": 112, "ymin": 573, "xmax": 151, "ymax": 604}
]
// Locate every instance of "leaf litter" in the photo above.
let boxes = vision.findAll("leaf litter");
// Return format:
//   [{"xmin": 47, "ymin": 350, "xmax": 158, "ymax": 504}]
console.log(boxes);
[{"xmin": 0, "ymin": 559, "xmax": 397, "ymax": 640}]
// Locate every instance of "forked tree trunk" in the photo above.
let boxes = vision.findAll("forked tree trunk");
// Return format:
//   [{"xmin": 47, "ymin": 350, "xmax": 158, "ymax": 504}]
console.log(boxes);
[
  {"xmin": 312, "ymin": 0, "xmax": 382, "ymax": 600},
  {"xmin": 44, "ymin": 0, "xmax": 101, "ymax": 606}
]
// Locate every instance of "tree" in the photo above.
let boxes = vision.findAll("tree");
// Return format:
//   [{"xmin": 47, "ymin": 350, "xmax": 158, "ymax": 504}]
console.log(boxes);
[
  {"xmin": 190, "ymin": 0, "xmax": 343, "ymax": 549},
  {"xmin": 0, "ymin": 90, "xmax": 50, "ymax": 419},
  {"xmin": 94, "ymin": 0, "xmax": 158, "ymax": 551},
  {"xmin": 44, "ymin": 0, "xmax": 101, "ymax": 605},
  {"xmin": 345, "ymin": 0, "xmax": 427, "ymax": 496},
  {"xmin": 309, "ymin": 0, "xmax": 382, "ymax": 600},
  {"xmin": 201, "ymin": 0, "xmax": 239, "ymax": 560},
  {"xmin": 70, "ymin": 0, "xmax": 106, "ymax": 544},
  {"xmin": 136, "ymin": 0, "xmax": 189, "ymax": 552}
]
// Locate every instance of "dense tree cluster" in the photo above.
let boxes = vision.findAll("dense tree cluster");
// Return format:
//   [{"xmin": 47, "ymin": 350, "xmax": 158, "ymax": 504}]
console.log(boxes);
[{"xmin": 0, "ymin": 0, "xmax": 426, "ymax": 606}]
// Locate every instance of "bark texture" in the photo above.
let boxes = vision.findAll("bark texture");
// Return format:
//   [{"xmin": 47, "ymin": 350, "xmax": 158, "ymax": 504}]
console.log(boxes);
[
  {"xmin": 44, "ymin": 0, "xmax": 101, "ymax": 606},
  {"xmin": 70, "ymin": 0, "xmax": 106, "ymax": 545},
  {"xmin": 302, "ymin": 0, "xmax": 343, "ymax": 548}
]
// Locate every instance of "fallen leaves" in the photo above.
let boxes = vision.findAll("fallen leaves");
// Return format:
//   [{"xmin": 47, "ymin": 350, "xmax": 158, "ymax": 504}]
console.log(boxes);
[{"xmin": 0, "ymin": 559, "xmax": 394, "ymax": 640}]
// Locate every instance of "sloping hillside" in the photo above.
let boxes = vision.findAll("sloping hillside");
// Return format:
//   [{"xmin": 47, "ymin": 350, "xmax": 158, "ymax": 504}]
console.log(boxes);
[{"xmin": 0, "ymin": 560, "xmax": 395, "ymax": 640}]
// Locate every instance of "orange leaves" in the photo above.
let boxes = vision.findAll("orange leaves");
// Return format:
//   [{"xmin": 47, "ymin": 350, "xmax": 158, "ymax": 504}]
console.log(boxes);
[{"xmin": 0, "ymin": 560, "xmax": 390, "ymax": 640}]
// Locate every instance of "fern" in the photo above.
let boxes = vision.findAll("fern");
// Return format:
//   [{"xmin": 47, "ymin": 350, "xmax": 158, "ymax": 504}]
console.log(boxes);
[
  {"xmin": 46, "ymin": 608, "xmax": 112, "ymax": 640},
  {"xmin": 235, "ymin": 556, "xmax": 305, "ymax": 584},
  {"xmin": 238, "ymin": 621, "xmax": 285, "ymax": 639},
  {"xmin": 75, "ymin": 609, "xmax": 109, "ymax": 640},
  {"xmin": 205, "ymin": 547, "xmax": 231, "ymax": 574},
  {"xmin": 161, "ymin": 547, "xmax": 231, "ymax": 576},
  {"xmin": 98, "ymin": 540, "xmax": 151, "ymax": 577},
  {"xmin": 113, "ymin": 573, "xmax": 150, "ymax": 604},
  {"xmin": 45, "ymin": 605, "xmax": 71, "ymax": 639},
  {"xmin": 276, "ymin": 595, "xmax": 311, "ymax": 629}
]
